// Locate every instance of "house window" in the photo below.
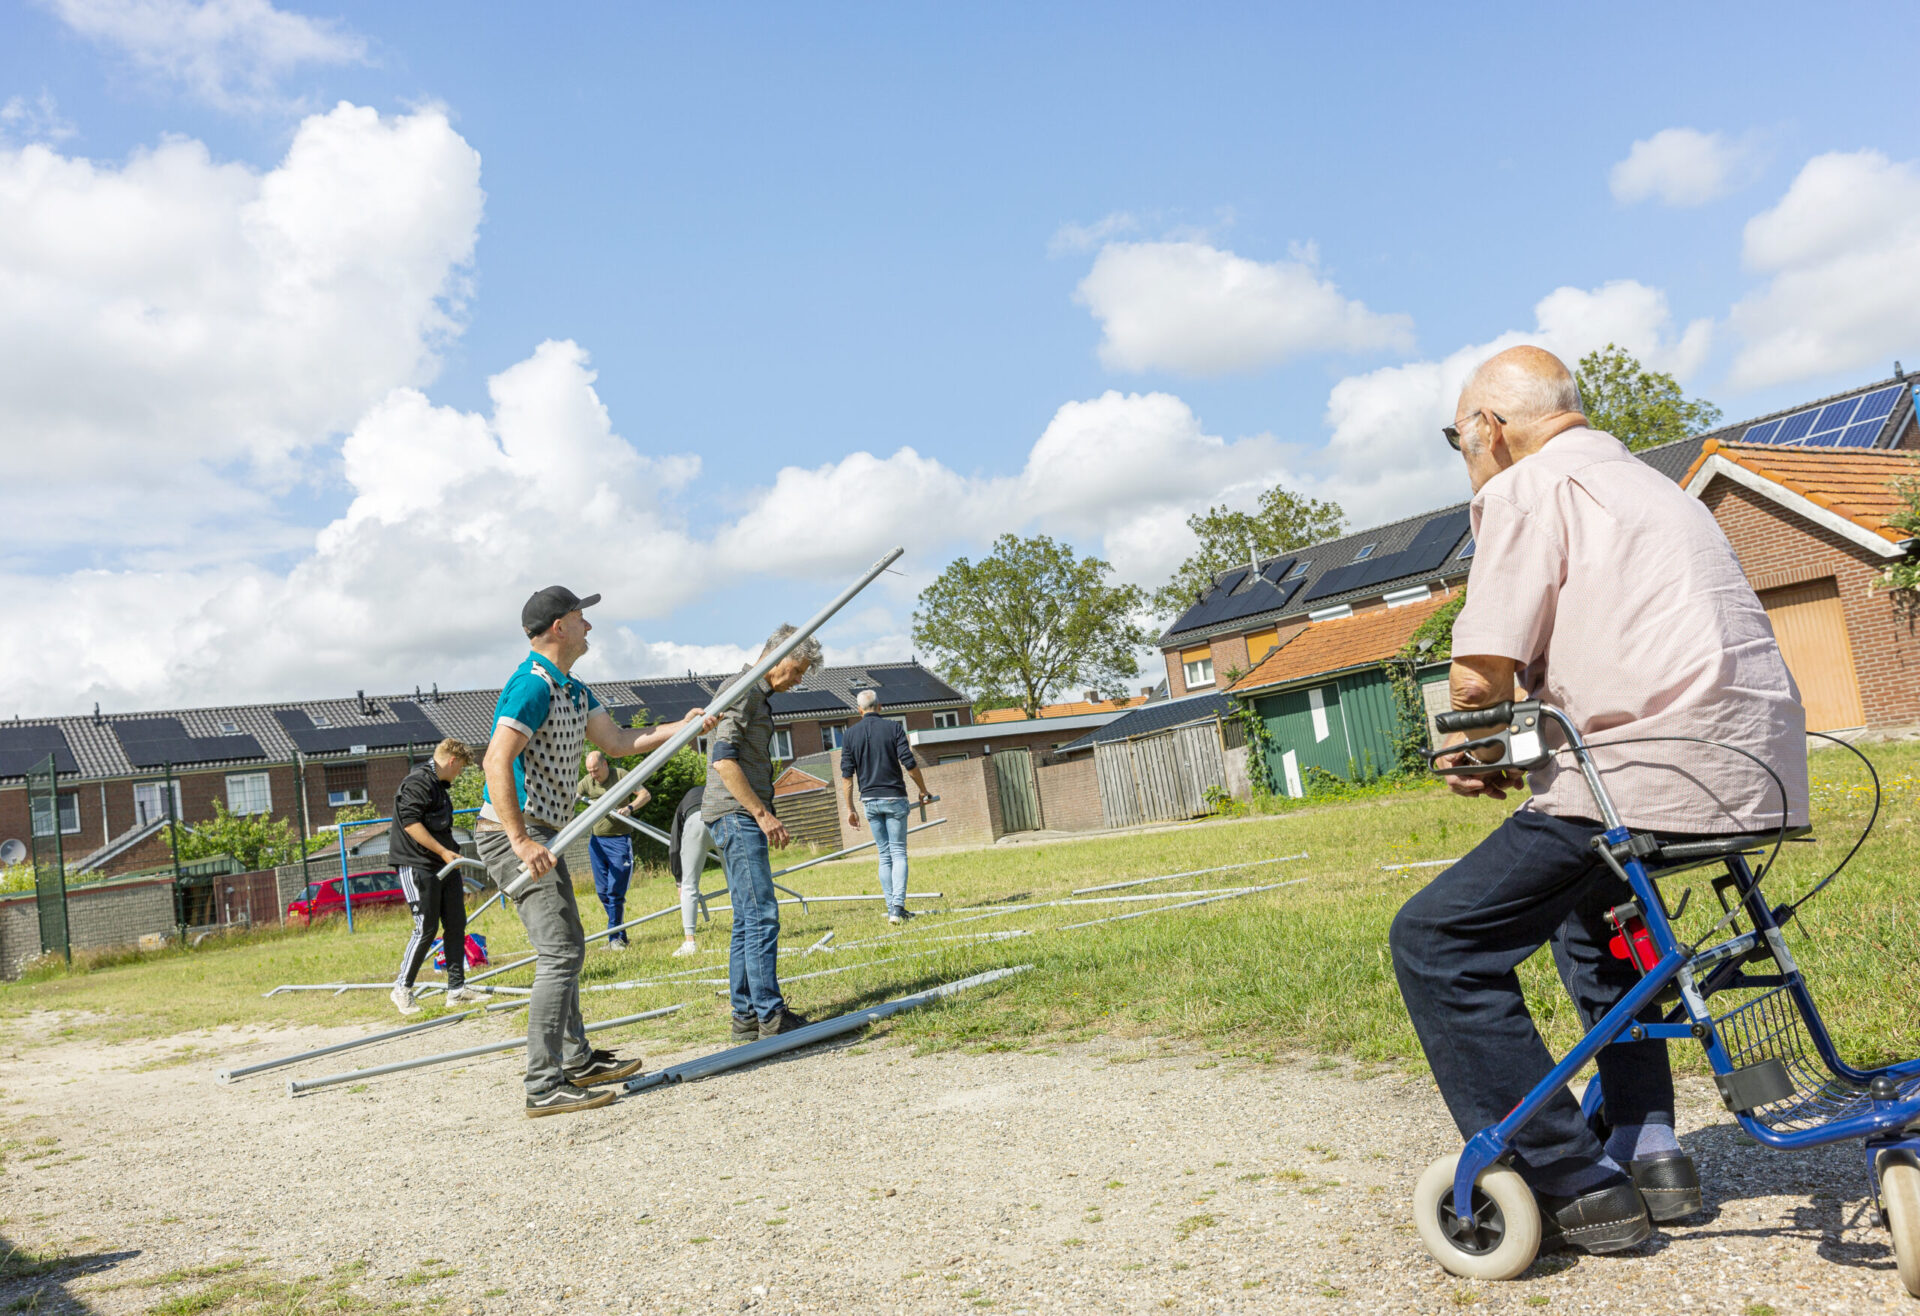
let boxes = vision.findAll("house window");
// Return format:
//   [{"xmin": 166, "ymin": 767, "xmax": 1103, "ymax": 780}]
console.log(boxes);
[
  {"xmin": 216, "ymin": 721, "xmax": 241, "ymax": 735},
  {"xmin": 1308, "ymin": 604, "xmax": 1353, "ymax": 622},
  {"xmin": 1385, "ymin": 585, "xmax": 1433, "ymax": 608},
  {"xmin": 885, "ymin": 715, "xmax": 909, "ymax": 733},
  {"xmin": 938, "ymin": 753, "xmax": 970, "ymax": 764},
  {"xmin": 310, "ymin": 712, "xmax": 332, "ymax": 729},
  {"xmin": 1246, "ymin": 628, "xmax": 1280, "ymax": 664},
  {"xmin": 932, "ymin": 710, "xmax": 960, "ymax": 729},
  {"xmin": 769, "ymin": 729, "xmax": 793, "ymax": 761},
  {"xmin": 1352, "ymin": 544, "xmax": 1376, "ymax": 561},
  {"xmin": 820, "ymin": 722, "xmax": 845, "ymax": 750},
  {"xmin": 31, "ymin": 792, "xmax": 81, "ymax": 837},
  {"xmin": 323, "ymin": 762, "xmax": 369, "ymax": 808},
  {"xmin": 1457, "ymin": 536, "xmax": 1475, "ymax": 559},
  {"xmin": 226, "ymin": 772, "xmax": 272, "ymax": 815},
  {"xmin": 1287, "ymin": 561, "xmax": 1311, "ymax": 579},
  {"xmin": 1181, "ymin": 646, "xmax": 1215, "ymax": 689},
  {"xmin": 134, "ymin": 781, "xmax": 183, "ymax": 827}
]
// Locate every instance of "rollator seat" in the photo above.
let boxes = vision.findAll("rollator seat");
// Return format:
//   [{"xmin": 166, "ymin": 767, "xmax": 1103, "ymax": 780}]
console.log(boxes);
[{"xmin": 1647, "ymin": 827, "xmax": 1811, "ymax": 867}]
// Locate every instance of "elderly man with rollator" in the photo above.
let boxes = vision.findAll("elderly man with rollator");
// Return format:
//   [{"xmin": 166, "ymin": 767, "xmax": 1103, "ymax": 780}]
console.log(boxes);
[
  {"xmin": 1390, "ymin": 346, "xmax": 1808, "ymax": 1255},
  {"xmin": 478, "ymin": 586, "xmax": 712, "ymax": 1117}
]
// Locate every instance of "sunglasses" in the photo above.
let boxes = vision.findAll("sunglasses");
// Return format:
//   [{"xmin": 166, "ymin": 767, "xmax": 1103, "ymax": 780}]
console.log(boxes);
[{"xmin": 1443, "ymin": 410, "xmax": 1505, "ymax": 452}]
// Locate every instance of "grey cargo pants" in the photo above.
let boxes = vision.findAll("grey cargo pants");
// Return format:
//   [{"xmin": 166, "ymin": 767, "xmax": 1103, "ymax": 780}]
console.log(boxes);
[{"xmin": 477, "ymin": 824, "xmax": 592, "ymax": 1095}]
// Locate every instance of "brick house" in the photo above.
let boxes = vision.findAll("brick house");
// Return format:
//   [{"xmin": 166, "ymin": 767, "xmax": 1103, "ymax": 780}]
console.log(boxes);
[{"xmin": 0, "ymin": 660, "xmax": 969, "ymax": 880}]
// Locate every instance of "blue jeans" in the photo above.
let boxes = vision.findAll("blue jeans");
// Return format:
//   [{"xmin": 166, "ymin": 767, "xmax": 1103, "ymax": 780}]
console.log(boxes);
[
  {"xmin": 712, "ymin": 812, "xmax": 785, "ymax": 1021},
  {"xmin": 588, "ymin": 835, "xmax": 633, "ymax": 940},
  {"xmin": 862, "ymin": 796, "xmax": 911, "ymax": 911}
]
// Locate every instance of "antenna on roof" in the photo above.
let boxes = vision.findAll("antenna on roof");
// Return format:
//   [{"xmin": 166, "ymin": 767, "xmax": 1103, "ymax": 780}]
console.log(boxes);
[{"xmin": 431, "ymin": 682, "xmax": 441, "ymax": 703}]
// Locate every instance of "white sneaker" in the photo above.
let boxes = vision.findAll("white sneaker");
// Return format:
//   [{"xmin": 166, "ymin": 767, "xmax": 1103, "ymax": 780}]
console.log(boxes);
[
  {"xmin": 672, "ymin": 939, "xmax": 699, "ymax": 958},
  {"xmin": 443, "ymin": 986, "xmax": 484, "ymax": 1005},
  {"xmin": 390, "ymin": 985, "xmax": 420, "ymax": 1015},
  {"xmin": 887, "ymin": 912, "xmax": 904, "ymax": 926}
]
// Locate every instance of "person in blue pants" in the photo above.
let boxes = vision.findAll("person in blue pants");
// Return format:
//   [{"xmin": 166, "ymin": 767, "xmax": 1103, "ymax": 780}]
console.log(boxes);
[
  {"xmin": 576, "ymin": 750, "xmax": 650, "ymax": 948},
  {"xmin": 839, "ymin": 689, "xmax": 934, "ymax": 924}
]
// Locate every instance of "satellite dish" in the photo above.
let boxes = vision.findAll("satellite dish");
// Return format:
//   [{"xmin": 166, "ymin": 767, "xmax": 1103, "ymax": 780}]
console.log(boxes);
[{"xmin": 0, "ymin": 838, "xmax": 27, "ymax": 866}]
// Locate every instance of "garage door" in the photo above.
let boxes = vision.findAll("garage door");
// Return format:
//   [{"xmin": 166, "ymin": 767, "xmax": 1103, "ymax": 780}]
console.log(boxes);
[{"xmin": 1760, "ymin": 577, "xmax": 1865, "ymax": 732}]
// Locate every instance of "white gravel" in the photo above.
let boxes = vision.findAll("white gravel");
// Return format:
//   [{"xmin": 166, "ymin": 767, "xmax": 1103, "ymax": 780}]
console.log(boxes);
[{"xmin": 0, "ymin": 1007, "xmax": 1911, "ymax": 1313}]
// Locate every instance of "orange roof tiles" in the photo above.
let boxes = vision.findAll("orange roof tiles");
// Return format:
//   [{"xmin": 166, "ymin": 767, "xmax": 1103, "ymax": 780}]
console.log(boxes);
[
  {"xmin": 1683, "ymin": 440, "xmax": 1919, "ymax": 545},
  {"xmin": 1229, "ymin": 594, "xmax": 1452, "ymax": 694},
  {"xmin": 976, "ymin": 696, "xmax": 1147, "ymax": 724},
  {"xmin": 773, "ymin": 765, "xmax": 828, "ymax": 797}
]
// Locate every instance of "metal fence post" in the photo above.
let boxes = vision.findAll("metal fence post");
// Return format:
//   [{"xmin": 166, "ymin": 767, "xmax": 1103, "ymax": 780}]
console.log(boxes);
[
  {"xmin": 338, "ymin": 821, "xmax": 354, "ymax": 932},
  {"xmin": 165, "ymin": 760, "xmax": 185, "ymax": 940}
]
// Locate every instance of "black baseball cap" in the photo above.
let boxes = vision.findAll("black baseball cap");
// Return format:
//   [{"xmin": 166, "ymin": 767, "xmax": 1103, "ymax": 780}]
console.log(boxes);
[{"xmin": 522, "ymin": 586, "xmax": 601, "ymax": 635}]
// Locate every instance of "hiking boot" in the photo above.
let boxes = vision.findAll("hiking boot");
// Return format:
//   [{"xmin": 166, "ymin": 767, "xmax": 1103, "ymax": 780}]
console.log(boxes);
[
  {"xmin": 390, "ymin": 985, "xmax": 420, "ymax": 1016},
  {"xmin": 442, "ymin": 985, "xmax": 484, "ymax": 1005},
  {"xmin": 1629, "ymin": 1151, "xmax": 1703, "ymax": 1222},
  {"xmin": 565, "ymin": 1050, "xmax": 645, "ymax": 1087},
  {"xmin": 673, "ymin": 939, "xmax": 700, "ymax": 958},
  {"xmin": 731, "ymin": 1012, "xmax": 760, "ymax": 1042},
  {"xmin": 1536, "ymin": 1177, "xmax": 1652, "ymax": 1255},
  {"xmin": 758, "ymin": 1008, "xmax": 813, "ymax": 1039},
  {"xmin": 525, "ymin": 1083, "xmax": 615, "ymax": 1118}
]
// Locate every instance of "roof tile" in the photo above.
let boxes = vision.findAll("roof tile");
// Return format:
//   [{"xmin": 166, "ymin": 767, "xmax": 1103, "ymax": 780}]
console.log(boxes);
[
  {"xmin": 1683, "ymin": 440, "xmax": 1920, "ymax": 544},
  {"xmin": 1230, "ymin": 594, "xmax": 1452, "ymax": 695}
]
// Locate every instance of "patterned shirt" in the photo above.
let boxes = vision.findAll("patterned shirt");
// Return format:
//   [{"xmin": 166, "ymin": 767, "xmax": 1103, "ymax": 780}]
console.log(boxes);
[
  {"xmin": 1452, "ymin": 427, "xmax": 1809, "ymax": 833},
  {"xmin": 480, "ymin": 652, "xmax": 601, "ymax": 829}
]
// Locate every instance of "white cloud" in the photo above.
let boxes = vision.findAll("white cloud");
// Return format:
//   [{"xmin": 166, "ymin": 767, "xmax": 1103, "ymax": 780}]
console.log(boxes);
[
  {"xmin": 1315, "ymin": 280, "xmax": 1714, "ymax": 524},
  {"xmin": 1075, "ymin": 239, "xmax": 1414, "ymax": 374},
  {"xmin": 1048, "ymin": 211, "xmax": 1136, "ymax": 256},
  {"xmin": 0, "ymin": 92, "xmax": 77, "ymax": 144},
  {"xmin": 0, "ymin": 101, "xmax": 482, "ymax": 557},
  {"xmin": 45, "ymin": 0, "xmax": 365, "ymax": 112},
  {"xmin": 1727, "ymin": 149, "xmax": 1920, "ymax": 390},
  {"xmin": 1610, "ymin": 128, "xmax": 1759, "ymax": 207}
]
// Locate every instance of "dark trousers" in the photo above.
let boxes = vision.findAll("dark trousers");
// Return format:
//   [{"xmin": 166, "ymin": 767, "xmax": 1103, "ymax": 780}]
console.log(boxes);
[
  {"xmin": 395, "ymin": 865, "xmax": 468, "ymax": 990},
  {"xmin": 588, "ymin": 835, "xmax": 633, "ymax": 940},
  {"xmin": 1389, "ymin": 809, "xmax": 1682, "ymax": 1188}
]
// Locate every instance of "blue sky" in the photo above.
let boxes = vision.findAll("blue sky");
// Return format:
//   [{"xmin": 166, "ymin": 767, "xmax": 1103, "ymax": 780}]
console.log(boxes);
[{"xmin": 4, "ymin": 0, "xmax": 1918, "ymax": 714}]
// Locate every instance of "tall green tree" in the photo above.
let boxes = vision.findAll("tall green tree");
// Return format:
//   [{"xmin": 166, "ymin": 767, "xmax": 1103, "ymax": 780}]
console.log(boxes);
[
  {"xmin": 1575, "ymin": 344, "xmax": 1722, "ymax": 451},
  {"xmin": 913, "ymin": 534, "xmax": 1150, "ymax": 719},
  {"xmin": 1150, "ymin": 484, "xmax": 1346, "ymax": 619}
]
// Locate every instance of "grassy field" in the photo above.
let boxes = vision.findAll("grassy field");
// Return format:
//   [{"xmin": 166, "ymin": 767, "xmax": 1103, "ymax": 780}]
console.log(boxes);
[{"xmin": 3, "ymin": 739, "xmax": 1916, "ymax": 1077}]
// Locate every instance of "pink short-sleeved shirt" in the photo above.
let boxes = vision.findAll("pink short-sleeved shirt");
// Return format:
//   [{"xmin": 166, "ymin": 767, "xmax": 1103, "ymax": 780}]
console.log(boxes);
[{"xmin": 1451, "ymin": 427, "xmax": 1809, "ymax": 834}]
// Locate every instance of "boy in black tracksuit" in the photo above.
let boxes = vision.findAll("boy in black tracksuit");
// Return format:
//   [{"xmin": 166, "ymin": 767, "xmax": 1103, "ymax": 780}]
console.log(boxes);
[{"xmin": 391, "ymin": 739, "xmax": 479, "ymax": 1014}]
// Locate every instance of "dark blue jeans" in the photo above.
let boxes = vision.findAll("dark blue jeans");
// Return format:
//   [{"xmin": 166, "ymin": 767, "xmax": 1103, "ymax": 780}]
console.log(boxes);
[
  {"xmin": 1389, "ymin": 808, "xmax": 1680, "ymax": 1189},
  {"xmin": 712, "ymin": 812, "xmax": 785, "ymax": 1021},
  {"xmin": 588, "ymin": 835, "xmax": 633, "ymax": 940}
]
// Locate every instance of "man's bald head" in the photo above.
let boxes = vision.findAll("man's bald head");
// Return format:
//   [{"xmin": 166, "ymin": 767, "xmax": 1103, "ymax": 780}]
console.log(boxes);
[{"xmin": 1458, "ymin": 346, "xmax": 1583, "ymax": 426}]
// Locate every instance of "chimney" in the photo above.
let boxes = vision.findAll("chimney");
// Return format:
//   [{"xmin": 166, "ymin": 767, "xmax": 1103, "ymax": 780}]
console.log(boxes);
[
  {"xmin": 1140, "ymin": 685, "xmax": 1153, "ymax": 700},
  {"xmin": 357, "ymin": 689, "xmax": 370, "ymax": 716},
  {"xmin": 1084, "ymin": 689, "xmax": 1099, "ymax": 704},
  {"xmin": 92, "ymin": 701, "xmax": 102, "ymax": 726},
  {"xmin": 431, "ymin": 682, "xmax": 441, "ymax": 703}
]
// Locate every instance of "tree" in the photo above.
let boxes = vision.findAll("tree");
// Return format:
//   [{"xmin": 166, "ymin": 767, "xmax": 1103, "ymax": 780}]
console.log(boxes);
[
  {"xmin": 172, "ymin": 801, "xmax": 307, "ymax": 871},
  {"xmin": 1575, "ymin": 344, "xmax": 1722, "ymax": 451},
  {"xmin": 1150, "ymin": 484, "xmax": 1347, "ymax": 619},
  {"xmin": 913, "ymin": 534, "xmax": 1150, "ymax": 719}
]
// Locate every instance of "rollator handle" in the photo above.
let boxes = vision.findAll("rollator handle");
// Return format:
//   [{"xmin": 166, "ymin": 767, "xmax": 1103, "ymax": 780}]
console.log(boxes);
[
  {"xmin": 1427, "ymin": 700, "xmax": 1552, "ymax": 777},
  {"xmin": 1433, "ymin": 702, "xmax": 1514, "ymax": 734}
]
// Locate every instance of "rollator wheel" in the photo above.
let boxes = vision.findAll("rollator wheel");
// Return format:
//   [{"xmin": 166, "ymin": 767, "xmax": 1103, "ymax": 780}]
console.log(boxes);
[
  {"xmin": 1878, "ymin": 1151, "xmax": 1920, "ymax": 1298},
  {"xmin": 1413, "ymin": 1153, "xmax": 1541, "ymax": 1281}
]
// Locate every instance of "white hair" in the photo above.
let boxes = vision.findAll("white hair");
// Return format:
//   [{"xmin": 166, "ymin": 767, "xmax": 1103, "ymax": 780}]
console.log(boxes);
[
  {"xmin": 760, "ymin": 623, "xmax": 823, "ymax": 668},
  {"xmin": 856, "ymin": 689, "xmax": 879, "ymax": 712}
]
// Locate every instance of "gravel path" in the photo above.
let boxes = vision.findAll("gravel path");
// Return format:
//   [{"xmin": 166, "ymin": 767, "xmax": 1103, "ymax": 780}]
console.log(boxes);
[{"xmin": 0, "ymin": 1007, "xmax": 1910, "ymax": 1314}]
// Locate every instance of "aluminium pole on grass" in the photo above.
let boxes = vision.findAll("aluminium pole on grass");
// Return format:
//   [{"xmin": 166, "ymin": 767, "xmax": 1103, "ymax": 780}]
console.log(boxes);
[
  {"xmin": 219, "ymin": 998, "xmax": 527, "ymax": 1082},
  {"xmin": 495, "ymin": 547, "xmax": 906, "ymax": 901}
]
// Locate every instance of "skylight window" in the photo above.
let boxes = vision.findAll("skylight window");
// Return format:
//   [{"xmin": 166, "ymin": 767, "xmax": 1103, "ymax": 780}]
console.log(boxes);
[
  {"xmin": 1352, "ymin": 544, "xmax": 1376, "ymax": 562},
  {"xmin": 310, "ymin": 713, "xmax": 331, "ymax": 729},
  {"xmin": 1458, "ymin": 536, "xmax": 1476, "ymax": 559},
  {"xmin": 1287, "ymin": 561, "xmax": 1311, "ymax": 579},
  {"xmin": 217, "ymin": 721, "xmax": 240, "ymax": 735}
]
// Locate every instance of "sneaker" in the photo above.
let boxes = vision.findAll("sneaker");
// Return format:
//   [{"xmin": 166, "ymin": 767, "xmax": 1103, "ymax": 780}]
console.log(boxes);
[
  {"xmin": 731, "ymin": 1012, "xmax": 759, "ymax": 1042},
  {"xmin": 442, "ymin": 985, "xmax": 484, "ymax": 1005},
  {"xmin": 887, "ymin": 911, "xmax": 904, "ymax": 925},
  {"xmin": 1629, "ymin": 1151, "xmax": 1703, "ymax": 1222},
  {"xmin": 564, "ymin": 1050, "xmax": 645, "ymax": 1087},
  {"xmin": 525, "ymin": 1083, "xmax": 615, "ymax": 1118},
  {"xmin": 1536, "ymin": 1177, "xmax": 1653, "ymax": 1255},
  {"xmin": 897, "ymin": 907, "xmax": 915, "ymax": 920},
  {"xmin": 390, "ymin": 985, "xmax": 420, "ymax": 1016},
  {"xmin": 607, "ymin": 936, "xmax": 630, "ymax": 951},
  {"xmin": 758, "ymin": 1008, "xmax": 813, "ymax": 1039},
  {"xmin": 673, "ymin": 939, "xmax": 700, "ymax": 958}
]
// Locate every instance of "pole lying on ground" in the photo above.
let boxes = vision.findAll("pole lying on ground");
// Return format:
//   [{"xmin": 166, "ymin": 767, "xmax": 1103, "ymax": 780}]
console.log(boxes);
[
  {"xmin": 703, "ymin": 892, "xmax": 942, "ymax": 914},
  {"xmin": 767, "ymin": 818, "xmax": 947, "ymax": 881},
  {"xmin": 499, "ymin": 548, "xmax": 904, "ymax": 901},
  {"xmin": 420, "ymin": 899, "xmax": 688, "ymax": 998},
  {"xmin": 1072, "ymin": 852, "xmax": 1307, "ymax": 895},
  {"xmin": 219, "ymin": 999, "xmax": 528, "ymax": 1082},
  {"xmin": 1056, "ymin": 879, "xmax": 1306, "ymax": 931},
  {"xmin": 624, "ymin": 966, "xmax": 1031, "ymax": 1095},
  {"xmin": 1380, "ymin": 858, "xmax": 1458, "ymax": 872},
  {"xmin": 287, "ymin": 1003, "xmax": 685, "ymax": 1097},
  {"xmin": 804, "ymin": 931, "xmax": 834, "ymax": 955}
]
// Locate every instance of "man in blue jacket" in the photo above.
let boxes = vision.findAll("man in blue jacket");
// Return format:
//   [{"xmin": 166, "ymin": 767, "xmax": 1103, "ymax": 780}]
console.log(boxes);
[{"xmin": 840, "ymin": 690, "xmax": 933, "ymax": 924}]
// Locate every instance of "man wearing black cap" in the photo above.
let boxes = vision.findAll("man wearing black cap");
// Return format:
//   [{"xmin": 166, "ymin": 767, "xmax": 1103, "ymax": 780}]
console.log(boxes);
[{"xmin": 477, "ymin": 586, "xmax": 712, "ymax": 1118}]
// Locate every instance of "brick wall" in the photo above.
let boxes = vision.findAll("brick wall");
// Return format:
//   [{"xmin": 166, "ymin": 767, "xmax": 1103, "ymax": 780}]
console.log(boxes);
[
  {"xmin": 1034, "ymin": 756, "xmax": 1103, "ymax": 831},
  {"xmin": 1704, "ymin": 480, "xmax": 1920, "ymax": 727},
  {"xmin": 920, "ymin": 724, "xmax": 1097, "ymax": 766},
  {"xmin": 0, "ymin": 873, "xmax": 178, "ymax": 979}
]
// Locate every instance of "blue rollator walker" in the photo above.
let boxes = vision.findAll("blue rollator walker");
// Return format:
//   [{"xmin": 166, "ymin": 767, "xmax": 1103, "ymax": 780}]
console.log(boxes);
[{"xmin": 1413, "ymin": 699, "xmax": 1920, "ymax": 1298}]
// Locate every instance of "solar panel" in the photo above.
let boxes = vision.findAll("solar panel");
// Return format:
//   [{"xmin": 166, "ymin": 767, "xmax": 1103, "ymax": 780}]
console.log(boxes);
[
  {"xmin": 1815, "ymin": 399, "xmax": 1861, "ymax": 432},
  {"xmin": 1211, "ymin": 573, "xmax": 1302, "ymax": 625},
  {"xmin": 1260, "ymin": 557, "xmax": 1296, "ymax": 583},
  {"xmin": 626, "ymin": 679, "xmax": 713, "ymax": 722},
  {"xmin": 1775, "ymin": 411, "xmax": 1817, "ymax": 444},
  {"xmin": 1742, "ymin": 386, "xmax": 1903, "ymax": 449},
  {"xmin": 0, "ymin": 725, "xmax": 79, "ymax": 779},
  {"xmin": 1854, "ymin": 386, "xmax": 1902, "ymax": 423},
  {"xmin": 1398, "ymin": 510, "xmax": 1473, "ymax": 575},
  {"xmin": 1837, "ymin": 421, "xmax": 1885, "ymax": 449},
  {"xmin": 1743, "ymin": 419, "xmax": 1783, "ymax": 445},
  {"xmin": 274, "ymin": 700, "xmax": 446, "ymax": 755},
  {"xmin": 113, "ymin": 717, "xmax": 266, "ymax": 769},
  {"xmin": 1303, "ymin": 561, "xmax": 1370, "ymax": 602},
  {"xmin": 769, "ymin": 689, "xmax": 853, "ymax": 716},
  {"xmin": 1182, "ymin": 568, "xmax": 1254, "ymax": 630},
  {"xmin": 869, "ymin": 666, "xmax": 963, "ymax": 705}
]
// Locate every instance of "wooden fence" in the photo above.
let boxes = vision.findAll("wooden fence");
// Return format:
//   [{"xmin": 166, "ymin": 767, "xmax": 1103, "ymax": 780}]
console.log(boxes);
[{"xmin": 1092, "ymin": 718, "xmax": 1230, "ymax": 829}]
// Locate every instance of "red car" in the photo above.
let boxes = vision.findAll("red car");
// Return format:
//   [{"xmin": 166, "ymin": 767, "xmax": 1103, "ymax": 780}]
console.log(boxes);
[{"xmin": 286, "ymin": 869, "xmax": 406, "ymax": 925}]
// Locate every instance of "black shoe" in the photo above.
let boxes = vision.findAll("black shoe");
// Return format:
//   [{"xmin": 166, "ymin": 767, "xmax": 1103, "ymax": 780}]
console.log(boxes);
[
  {"xmin": 564, "ymin": 1051, "xmax": 644, "ymax": 1087},
  {"xmin": 1629, "ymin": 1151, "xmax": 1703, "ymax": 1222},
  {"xmin": 758, "ymin": 1008, "xmax": 813, "ymax": 1039},
  {"xmin": 731, "ymin": 1012, "xmax": 759, "ymax": 1042},
  {"xmin": 525, "ymin": 1083, "xmax": 615, "ymax": 1118},
  {"xmin": 1536, "ymin": 1177, "xmax": 1652, "ymax": 1255}
]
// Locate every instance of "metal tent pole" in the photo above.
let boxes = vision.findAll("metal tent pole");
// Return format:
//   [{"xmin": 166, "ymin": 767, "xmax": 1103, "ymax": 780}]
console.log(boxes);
[
  {"xmin": 287, "ymin": 1003, "xmax": 685, "ymax": 1096},
  {"xmin": 497, "ymin": 548, "xmax": 904, "ymax": 901},
  {"xmin": 1055, "ymin": 879, "xmax": 1305, "ymax": 931},
  {"xmin": 219, "ymin": 1000, "xmax": 526, "ymax": 1082},
  {"xmin": 624, "ymin": 966, "xmax": 1030, "ymax": 1094},
  {"xmin": 1071, "ymin": 852, "xmax": 1307, "ymax": 895}
]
